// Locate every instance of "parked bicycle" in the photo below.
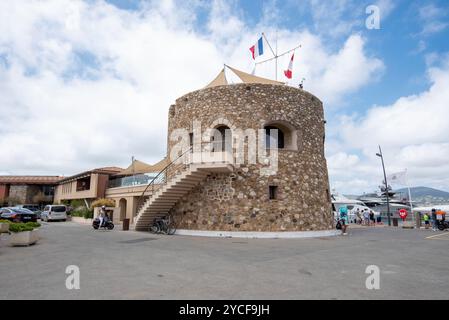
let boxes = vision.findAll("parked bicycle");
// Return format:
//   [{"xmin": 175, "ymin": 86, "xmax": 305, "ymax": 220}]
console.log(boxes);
[{"xmin": 149, "ymin": 214, "xmax": 177, "ymax": 235}]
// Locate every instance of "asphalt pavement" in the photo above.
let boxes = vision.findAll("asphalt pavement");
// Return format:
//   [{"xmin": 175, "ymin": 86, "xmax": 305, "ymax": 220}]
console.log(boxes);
[{"xmin": 1, "ymin": 221, "xmax": 448, "ymax": 299}]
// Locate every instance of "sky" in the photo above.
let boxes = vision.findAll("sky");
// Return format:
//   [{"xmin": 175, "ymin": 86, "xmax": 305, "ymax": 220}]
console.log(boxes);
[{"xmin": 1, "ymin": 0, "xmax": 449, "ymax": 194}]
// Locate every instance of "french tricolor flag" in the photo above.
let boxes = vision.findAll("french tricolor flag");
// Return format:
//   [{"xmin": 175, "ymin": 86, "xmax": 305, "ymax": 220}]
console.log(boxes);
[{"xmin": 249, "ymin": 37, "xmax": 264, "ymax": 60}]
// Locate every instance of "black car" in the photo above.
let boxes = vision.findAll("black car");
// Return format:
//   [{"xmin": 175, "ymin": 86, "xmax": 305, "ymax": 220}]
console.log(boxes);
[
  {"xmin": 0, "ymin": 207, "xmax": 38, "ymax": 223},
  {"xmin": 15, "ymin": 205, "xmax": 42, "ymax": 219}
]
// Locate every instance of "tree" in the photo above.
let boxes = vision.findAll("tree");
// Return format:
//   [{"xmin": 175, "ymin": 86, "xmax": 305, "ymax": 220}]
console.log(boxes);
[{"xmin": 91, "ymin": 198, "xmax": 116, "ymax": 208}]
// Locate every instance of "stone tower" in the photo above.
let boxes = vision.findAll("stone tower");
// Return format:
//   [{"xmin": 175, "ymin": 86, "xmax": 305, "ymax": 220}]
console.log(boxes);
[{"xmin": 166, "ymin": 82, "xmax": 333, "ymax": 232}]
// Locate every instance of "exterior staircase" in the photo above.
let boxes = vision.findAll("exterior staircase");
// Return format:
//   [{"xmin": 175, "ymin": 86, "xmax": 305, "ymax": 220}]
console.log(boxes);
[{"xmin": 134, "ymin": 161, "xmax": 233, "ymax": 231}]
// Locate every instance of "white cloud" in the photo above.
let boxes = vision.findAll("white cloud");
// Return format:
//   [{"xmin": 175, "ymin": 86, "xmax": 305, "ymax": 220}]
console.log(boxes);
[
  {"xmin": 0, "ymin": 0, "xmax": 383, "ymax": 177},
  {"xmin": 328, "ymin": 152, "xmax": 360, "ymax": 171},
  {"xmin": 418, "ymin": 3, "xmax": 448, "ymax": 36},
  {"xmin": 307, "ymin": 0, "xmax": 360, "ymax": 38},
  {"xmin": 328, "ymin": 56, "xmax": 449, "ymax": 194},
  {"xmin": 306, "ymin": 34, "xmax": 384, "ymax": 105}
]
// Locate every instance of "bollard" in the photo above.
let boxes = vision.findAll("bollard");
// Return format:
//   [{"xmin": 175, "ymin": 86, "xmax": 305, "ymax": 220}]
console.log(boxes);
[{"xmin": 392, "ymin": 218, "xmax": 398, "ymax": 227}]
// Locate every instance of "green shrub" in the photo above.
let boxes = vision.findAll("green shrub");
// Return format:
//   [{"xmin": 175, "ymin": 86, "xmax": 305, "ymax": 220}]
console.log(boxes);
[
  {"xmin": 91, "ymin": 198, "xmax": 115, "ymax": 208},
  {"xmin": 70, "ymin": 199, "xmax": 86, "ymax": 209},
  {"xmin": 70, "ymin": 209, "xmax": 83, "ymax": 217},
  {"xmin": 9, "ymin": 223, "xmax": 35, "ymax": 233},
  {"xmin": 0, "ymin": 219, "xmax": 11, "ymax": 224},
  {"xmin": 71, "ymin": 207, "xmax": 94, "ymax": 219},
  {"xmin": 25, "ymin": 222, "xmax": 41, "ymax": 228},
  {"xmin": 83, "ymin": 209, "xmax": 94, "ymax": 219}
]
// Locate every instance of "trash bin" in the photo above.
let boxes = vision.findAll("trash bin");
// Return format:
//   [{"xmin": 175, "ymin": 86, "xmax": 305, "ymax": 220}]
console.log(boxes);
[
  {"xmin": 122, "ymin": 218, "xmax": 130, "ymax": 231},
  {"xmin": 392, "ymin": 218, "xmax": 398, "ymax": 227}
]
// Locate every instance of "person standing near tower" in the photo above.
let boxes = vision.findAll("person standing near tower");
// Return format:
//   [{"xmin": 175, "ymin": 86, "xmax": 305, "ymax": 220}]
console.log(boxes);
[{"xmin": 339, "ymin": 205, "xmax": 349, "ymax": 235}]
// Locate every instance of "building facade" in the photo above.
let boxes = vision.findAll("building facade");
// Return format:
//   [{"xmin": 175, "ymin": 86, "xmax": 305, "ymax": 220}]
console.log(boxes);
[
  {"xmin": 105, "ymin": 159, "xmax": 168, "ymax": 222},
  {"xmin": 54, "ymin": 167, "xmax": 122, "ymax": 206},
  {"xmin": 0, "ymin": 176, "xmax": 63, "ymax": 206}
]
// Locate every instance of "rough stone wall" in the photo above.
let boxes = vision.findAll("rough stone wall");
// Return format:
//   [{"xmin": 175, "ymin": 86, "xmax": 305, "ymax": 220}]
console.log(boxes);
[
  {"xmin": 8, "ymin": 185, "xmax": 43, "ymax": 204},
  {"xmin": 8, "ymin": 185, "xmax": 28, "ymax": 204},
  {"xmin": 166, "ymin": 83, "xmax": 332, "ymax": 231}
]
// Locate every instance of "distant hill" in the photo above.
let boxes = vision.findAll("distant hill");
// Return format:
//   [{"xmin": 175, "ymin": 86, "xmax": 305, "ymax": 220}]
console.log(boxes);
[
  {"xmin": 395, "ymin": 186, "xmax": 449, "ymax": 198},
  {"xmin": 395, "ymin": 186, "xmax": 449, "ymax": 206}
]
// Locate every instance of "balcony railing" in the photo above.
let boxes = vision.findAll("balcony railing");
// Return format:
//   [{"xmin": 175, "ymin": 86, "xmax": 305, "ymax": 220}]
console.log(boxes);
[{"xmin": 108, "ymin": 173, "xmax": 164, "ymax": 189}]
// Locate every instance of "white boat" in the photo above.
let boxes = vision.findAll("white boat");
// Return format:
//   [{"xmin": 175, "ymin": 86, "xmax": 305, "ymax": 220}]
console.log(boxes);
[
  {"xmin": 412, "ymin": 204, "xmax": 449, "ymax": 214},
  {"xmin": 331, "ymin": 193, "xmax": 380, "ymax": 222}
]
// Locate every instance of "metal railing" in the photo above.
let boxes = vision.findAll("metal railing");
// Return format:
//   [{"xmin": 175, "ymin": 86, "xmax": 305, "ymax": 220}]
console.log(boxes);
[
  {"xmin": 108, "ymin": 173, "xmax": 160, "ymax": 188},
  {"xmin": 135, "ymin": 140, "xmax": 235, "ymax": 216},
  {"xmin": 135, "ymin": 146, "xmax": 193, "ymax": 213}
]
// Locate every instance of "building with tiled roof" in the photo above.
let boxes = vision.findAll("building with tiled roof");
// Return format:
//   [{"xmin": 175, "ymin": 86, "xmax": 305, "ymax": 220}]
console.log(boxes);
[
  {"xmin": 0, "ymin": 176, "xmax": 64, "ymax": 185},
  {"xmin": 0, "ymin": 175, "xmax": 64, "ymax": 206},
  {"xmin": 54, "ymin": 166, "xmax": 124, "ymax": 206}
]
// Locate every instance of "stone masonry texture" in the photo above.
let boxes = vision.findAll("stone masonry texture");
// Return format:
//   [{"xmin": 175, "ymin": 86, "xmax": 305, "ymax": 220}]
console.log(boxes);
[{"xmin": 166, "ymin": 83, "xmax": 333, "ymax": 231}]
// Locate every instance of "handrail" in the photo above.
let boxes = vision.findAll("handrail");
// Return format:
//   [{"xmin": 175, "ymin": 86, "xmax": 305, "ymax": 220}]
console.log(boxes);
[
  {"xmin": 135, "ymin": 140, "xmax": 234, "ymax": 219},
  {"xmin": 136, "ymin": 145, "xmax": 194, "ymax": 213}
]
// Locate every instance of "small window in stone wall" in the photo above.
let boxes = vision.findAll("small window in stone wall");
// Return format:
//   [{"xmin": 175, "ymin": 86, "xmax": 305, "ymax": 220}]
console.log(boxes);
[
  {"xmin": 269, "ymin": 185, "xmax": 278, "ymax": 200},
  {"xmin": 189, "ymin": 132, "xmax": 194, "ymax": 147},
  {"xmin": 265, "ymin": 126, "xmax": 285, "ymax": 149},
  {"xmin": 263, "ymin": 121, "xmax": 297, "ymax": 150}
]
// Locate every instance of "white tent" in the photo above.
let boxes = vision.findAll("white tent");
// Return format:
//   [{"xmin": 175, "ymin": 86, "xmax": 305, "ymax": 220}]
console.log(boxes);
[{"xmin": 205, "ymin": 65, "xmax": 284, "ymax": 88}]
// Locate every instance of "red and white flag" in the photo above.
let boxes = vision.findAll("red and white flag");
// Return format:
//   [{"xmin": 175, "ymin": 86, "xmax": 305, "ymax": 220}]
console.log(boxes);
[{"xmin": 284, "ymin": 53, "xmax": 294, "ymax": 79}]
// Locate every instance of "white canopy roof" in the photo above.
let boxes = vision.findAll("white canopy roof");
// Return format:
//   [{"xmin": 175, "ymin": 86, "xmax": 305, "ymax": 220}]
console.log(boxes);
[{"xmin": 205, "ymin": 65, "xmax": 284, "ymax": 88}]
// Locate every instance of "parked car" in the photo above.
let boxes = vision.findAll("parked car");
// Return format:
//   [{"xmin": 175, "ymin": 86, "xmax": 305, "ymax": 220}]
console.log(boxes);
[
  {"xmin": 41, "ymin": 205, "xmax": 67, "ymax": 222},
  {"xmin": 15, "ymin": 204, "xmax": 42, "ymax": 219},
  {"xmin": 0, "ymin": 207, "xmax": 38, "ymax": 223}
]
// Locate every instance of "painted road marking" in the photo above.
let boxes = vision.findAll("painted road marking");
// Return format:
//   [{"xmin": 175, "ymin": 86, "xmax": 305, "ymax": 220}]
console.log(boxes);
[{"xmin": 426, "ymin": 233, "xmax": 449, "ymax": 240}]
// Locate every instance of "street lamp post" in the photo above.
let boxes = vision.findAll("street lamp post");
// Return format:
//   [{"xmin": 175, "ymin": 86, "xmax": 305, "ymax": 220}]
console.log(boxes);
[{"xmin": 376, "ymin": 145, "xmax": 391, "ymax": 226}]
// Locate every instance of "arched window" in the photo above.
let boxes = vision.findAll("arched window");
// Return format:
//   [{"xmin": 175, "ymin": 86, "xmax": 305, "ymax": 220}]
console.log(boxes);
[
  {"xmin": 263, "ymin": 121, "xmax": 297, "ymax": 150},
  {"xmin": 265, "ymin": 126, "xmax": 285, "ymax": 149},
  {"xmin": 212, "ymin": 125, "xmax": 232, "ymax": 152}
]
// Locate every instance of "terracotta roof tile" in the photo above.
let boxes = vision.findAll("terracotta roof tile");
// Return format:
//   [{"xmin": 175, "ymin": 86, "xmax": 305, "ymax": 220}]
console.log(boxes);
[{"xmin": 0, "ymin": 176, "xmax": 64, "ymax": 185}]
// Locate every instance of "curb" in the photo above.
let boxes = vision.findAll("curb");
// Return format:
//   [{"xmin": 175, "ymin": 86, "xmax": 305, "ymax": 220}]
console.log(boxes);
[{"xmin": 174, "ymin": 229, "xmax": 340, "ymax": 239}]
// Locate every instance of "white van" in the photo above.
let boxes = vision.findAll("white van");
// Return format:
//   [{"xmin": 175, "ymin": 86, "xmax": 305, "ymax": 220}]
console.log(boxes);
[{"xmin": 41, "ymin": 205, "xmax": 67, "ymax": 222}]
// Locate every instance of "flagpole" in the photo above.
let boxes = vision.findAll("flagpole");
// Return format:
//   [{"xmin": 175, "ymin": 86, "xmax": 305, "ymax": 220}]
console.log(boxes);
[
  {"xmin": 405, "ymin": 168, "xmax": 413, "ymax": 220},
  {"xmin": 262, "ymin": 32, "xmax": 277, "ymax": 80},
  {"xmin": 255, "ymin": 44, "xmax": 301, "ymax": 65},
  {"xmin": 275, "ymin": 29, "xmax": 278, "ymax": 80},
  {"xmin": 258, "ymin": 33, "xmax": 301, "ymax": 81}
]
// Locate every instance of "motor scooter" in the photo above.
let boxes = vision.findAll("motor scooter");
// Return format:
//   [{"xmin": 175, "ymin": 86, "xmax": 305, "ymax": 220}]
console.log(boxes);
[
  {"xmin": 92, "ymin": 217, "xmax": 114, "ymax": 230},
  {"xmin": 436, "ymin": 219, "xmax": 449, "ymax": 231}
]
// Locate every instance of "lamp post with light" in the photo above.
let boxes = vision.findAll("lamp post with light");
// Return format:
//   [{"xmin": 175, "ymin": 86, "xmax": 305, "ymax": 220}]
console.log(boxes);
[{"xmin": 376, "ymin": 145, "xmax": 391, "ymax": 226}]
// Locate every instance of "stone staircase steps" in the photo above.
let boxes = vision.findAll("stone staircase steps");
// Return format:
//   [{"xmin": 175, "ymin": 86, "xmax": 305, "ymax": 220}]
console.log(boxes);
[{"xmin": 134, "ymin": 162, "xmax": 233, "ymax": 231}]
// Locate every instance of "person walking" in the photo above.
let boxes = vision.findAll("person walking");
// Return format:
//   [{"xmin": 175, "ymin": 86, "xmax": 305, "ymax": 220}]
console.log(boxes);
[
  {"xmin": 339, "ymin": 205, "xmax": 349, "ymax": 235},
  {"xmin": 431, "ymin": 209, "xmax": 437, "ymax": 231},
  {"xmin": 423, "ymin": 212, "xmax": 430, "ymax": 229},
  {"xmin": 356, "ymin": 209, "xmax": 362, "ymax": 225},
  {"xmin": 369, "ymin": 210, "xmax": 375, "ymax": 226},
  {"xmin": 363, "ymin": 209, "xmax": 370, "ymax": 226}
]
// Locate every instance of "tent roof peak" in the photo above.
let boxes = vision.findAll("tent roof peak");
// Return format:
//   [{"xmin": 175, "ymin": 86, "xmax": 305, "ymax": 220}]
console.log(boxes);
[{"xmin": 204, "ymin": 65, "xmax": 284, "ymax": 88}]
